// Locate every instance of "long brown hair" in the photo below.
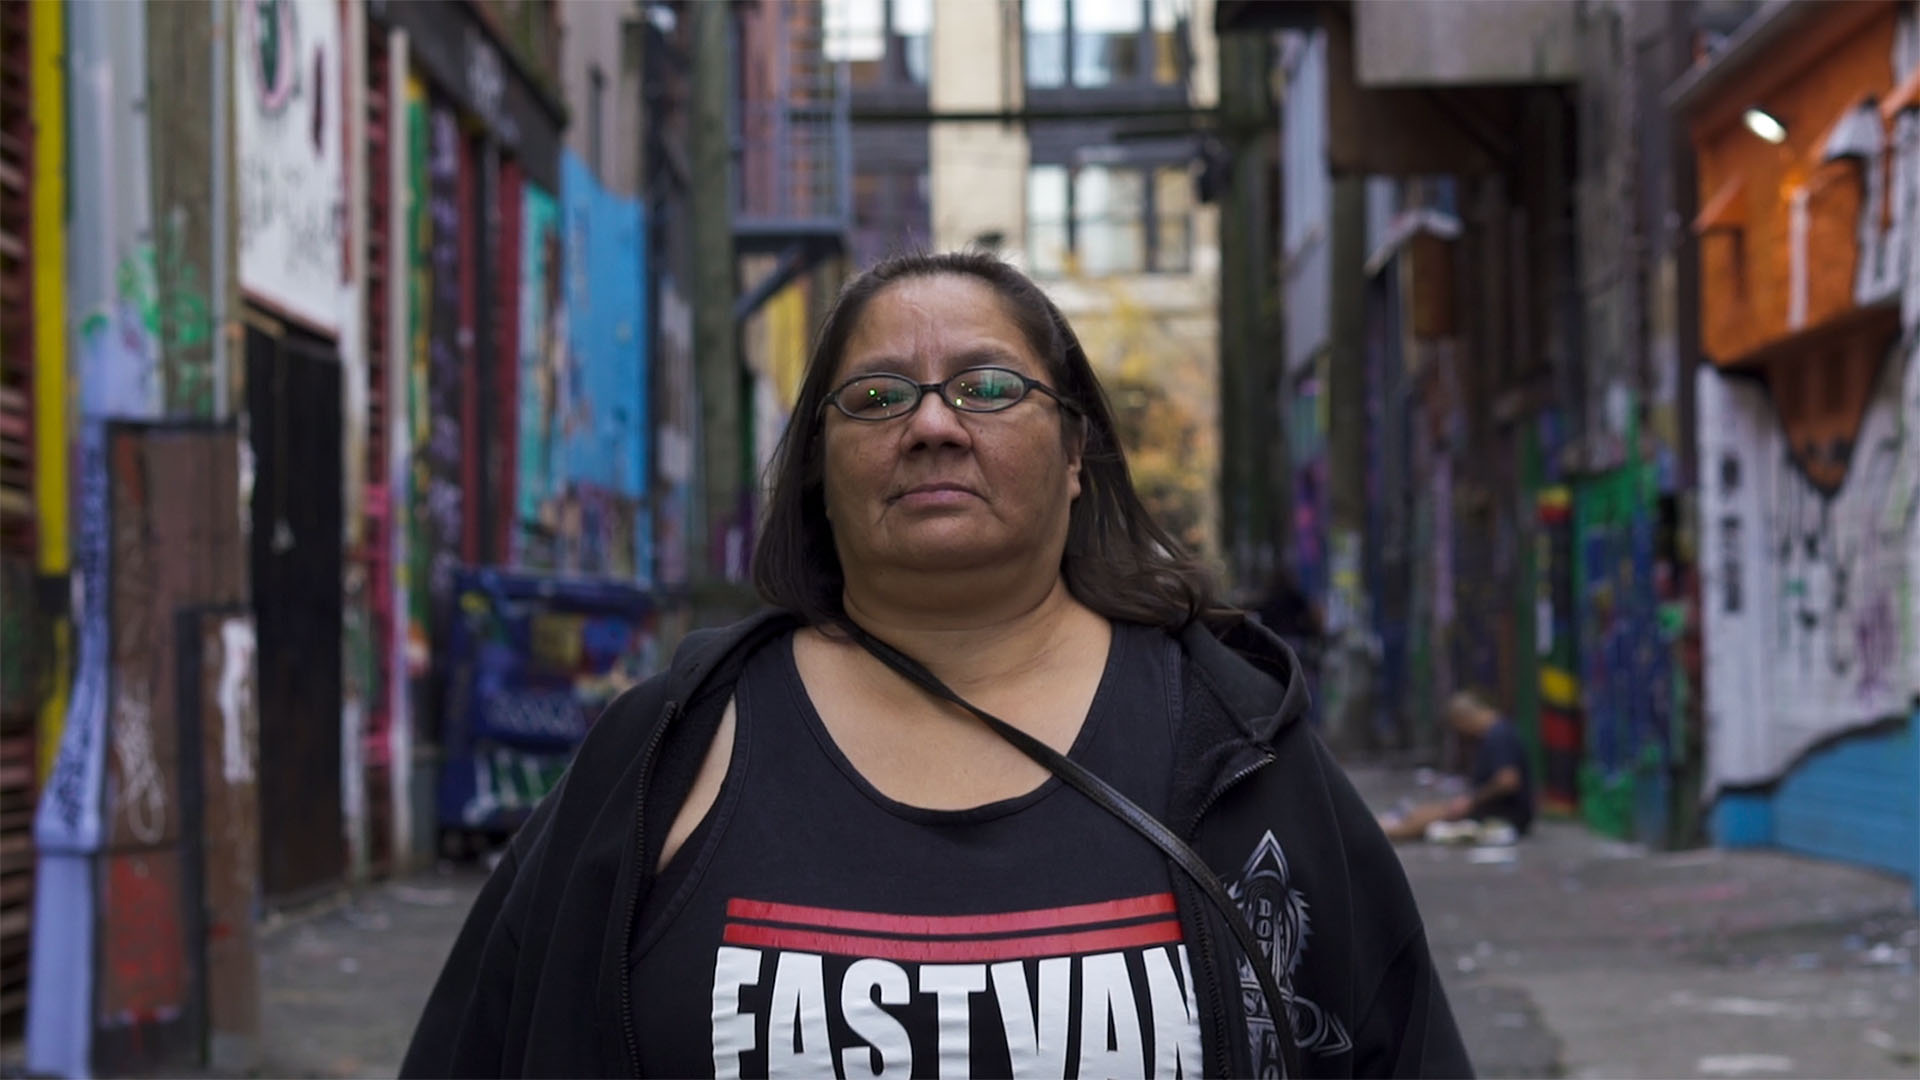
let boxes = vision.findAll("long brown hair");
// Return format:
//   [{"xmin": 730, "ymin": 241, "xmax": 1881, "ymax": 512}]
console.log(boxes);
[{"xmin": 752, "ymin": 251, "xmax": 1220, "ymax": 630}]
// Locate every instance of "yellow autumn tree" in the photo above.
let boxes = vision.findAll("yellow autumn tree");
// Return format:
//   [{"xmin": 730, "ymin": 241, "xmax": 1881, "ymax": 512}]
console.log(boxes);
[{"xmin": 1054, "ymin": 269, "xmax": 1219, "ymax": 563}]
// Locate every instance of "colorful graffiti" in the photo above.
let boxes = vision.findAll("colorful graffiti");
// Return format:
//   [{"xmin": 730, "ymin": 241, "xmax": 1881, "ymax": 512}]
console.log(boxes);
[
  {"xmin": 454, "ymin": 745, "xmax": 570, "ymax": 829},
  {"xmin": 435, "ymin": 570, "xmax": 660, "ymax": 835},
  {"xmin": 75, "ymin": 211, "xmax": 216, "ymax": 416},
  {"xmin": 514, "ymin": 152, "xmax": 650, "ymax": 579},
  {"xmin": 406, "ymin": 96, "xmax": 466, "ymax": 690},
  {"xmin": 1700, "ymin": 349, "xmax": 1920, "ymax": 792},
  {"xmin": 36, "ymin": 428, "xmax": 108, "ymax": 852},
  {"xmin": 1533, "ymin": 486, "xmax": 1581, "ymax": 816},
  {"xmin": 404, "ymin": 80, "xmax": 430, "ymax": 676},
  {"xmin": 514, "ymin": 181, "xmax": 563, "ymax": 551},
  {"xmin": 560, "ymin": 156, "xmax": 648, "ymax": 509},
  {"xmin": 1573, "ymin": 464, "xmax": 1672, "ymax": 842},
  {"xmin": 37, "ymin": 3, "xmax": 166, "ymax": 855}
]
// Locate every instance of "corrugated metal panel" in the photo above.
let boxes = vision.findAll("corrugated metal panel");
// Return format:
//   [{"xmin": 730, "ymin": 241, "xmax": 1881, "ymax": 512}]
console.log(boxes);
[
  {"xmin": 0, "ymin": 0, "xmax": 34, "ymax": 1036},
  {"xmin": 1774, "ymin": 715, "xmax": 1920, "ymax": 881},
  {"xmin": 0, "ymin": 0, "xmax": 32, "ymax": 544}
]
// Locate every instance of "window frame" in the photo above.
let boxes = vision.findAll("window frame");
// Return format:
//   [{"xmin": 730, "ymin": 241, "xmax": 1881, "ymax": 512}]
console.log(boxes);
[
  {"xmin": 1026, "ymin": 160, "xmax": 1194, "ymax": 278},
  {"xmin": 831, "ymin": 0, "xmax": 931, "ymax": 91},
  {"xmin": 1023, "ymin": 0, "xmax": 1186, "ymax": 92}
]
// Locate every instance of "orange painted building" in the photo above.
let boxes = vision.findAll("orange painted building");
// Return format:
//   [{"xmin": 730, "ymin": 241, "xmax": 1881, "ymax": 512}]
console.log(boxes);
[{"xmin": 1682, "ymin": 0, "xmax": 1907, "ymax": 490}]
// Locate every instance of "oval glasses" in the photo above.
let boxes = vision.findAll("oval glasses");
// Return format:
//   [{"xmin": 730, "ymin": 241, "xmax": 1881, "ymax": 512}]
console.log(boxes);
[{"xmin": 823, "ymin": 366, "xmax": 1079, "ymax": 422}]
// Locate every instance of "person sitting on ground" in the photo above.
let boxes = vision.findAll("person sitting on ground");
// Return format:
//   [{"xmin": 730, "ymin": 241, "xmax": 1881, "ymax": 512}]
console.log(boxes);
[{"xmin": 1381, "ymin": 690, "xmax": 1535, "ymax": 843}]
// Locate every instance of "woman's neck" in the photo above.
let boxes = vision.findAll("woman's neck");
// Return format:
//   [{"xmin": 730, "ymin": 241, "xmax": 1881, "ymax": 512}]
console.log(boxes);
[{"xmin": 839, "ymin": 575, "xmax": 1104, "ymax": 699}]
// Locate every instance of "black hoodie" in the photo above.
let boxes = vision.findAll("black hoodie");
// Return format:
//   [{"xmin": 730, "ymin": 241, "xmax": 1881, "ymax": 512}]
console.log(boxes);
[{"xmin": 401, "ymin": 611, "xmax": 1471, "ymax": 1078}]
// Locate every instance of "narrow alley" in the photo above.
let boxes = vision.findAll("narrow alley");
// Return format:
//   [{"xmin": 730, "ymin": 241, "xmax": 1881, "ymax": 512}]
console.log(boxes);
[
  {"xmin": 4, "ymin": 1, "xmax": 1920, "ymax": 1076},
  {"xmin": 229, "ymin": 766, "xmax": 1917, "ymax": 1080}
]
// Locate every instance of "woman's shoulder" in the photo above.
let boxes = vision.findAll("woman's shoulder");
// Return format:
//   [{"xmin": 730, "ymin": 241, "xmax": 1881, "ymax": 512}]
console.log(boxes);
[{"xmin": 573, "ymin": 611, "xmax": 799, "ymax": 763}]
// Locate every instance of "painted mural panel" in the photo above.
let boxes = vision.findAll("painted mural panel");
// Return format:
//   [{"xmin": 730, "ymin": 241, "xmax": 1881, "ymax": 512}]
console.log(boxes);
[
  {"xmin": 1534, "ymin": 485, "xmax": 1581, "ymax": 816},
  {"xmin": 562, "ymin": 155, "xmax": 648, "ymax": 508},
  {"xmin": 513, "ymin": 153, "xmax": 650, "ymax": 578},
  {"xmin": 409, "ymin": 98, "xmax": 466, "ymax": 680},
  {"xmin": 514, "ymin": 181, "xmax": 563, "ymax": 558},
  {"xmin": 405, "ymin": 78, "xmax": 432, "ymax": 677},
  {"xmin": 1699, "ymin": 351, "xmax": 1920, "ymax": 792},
  {"xmin": 1573, "ymin": 464, "xmax": 1672, "ymax": 842},
  {"xmin": 235, "ymin": 0, "xmax": 344, "ymax": 332}
]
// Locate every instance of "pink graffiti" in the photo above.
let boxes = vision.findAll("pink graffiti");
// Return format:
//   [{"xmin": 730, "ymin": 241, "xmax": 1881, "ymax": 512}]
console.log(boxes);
[{"xmin": 1854, "ymin": 594, "xmax": 1899, "ymax": 701}]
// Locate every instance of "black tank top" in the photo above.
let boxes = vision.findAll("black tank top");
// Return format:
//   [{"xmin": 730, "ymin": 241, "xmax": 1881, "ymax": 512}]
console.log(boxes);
[{"xmin": 629, "ymin": 622, "xmax": 1206, "ymax": 1079}]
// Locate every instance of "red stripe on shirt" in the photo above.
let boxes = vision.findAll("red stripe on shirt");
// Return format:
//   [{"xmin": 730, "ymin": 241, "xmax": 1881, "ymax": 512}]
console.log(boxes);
[
  {"xmin": 722, "ymin": 919, "xmax": 1185, "ymax": 962},
  {"xmin": 724, "ymin": 893, "xmax": 1177, "ymax": 936}
]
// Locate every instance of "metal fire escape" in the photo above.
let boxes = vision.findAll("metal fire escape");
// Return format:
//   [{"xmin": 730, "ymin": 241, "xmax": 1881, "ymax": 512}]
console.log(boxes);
[{"xmin": 732, "ymin": 0, "xmax": 851, "ymax": 322}]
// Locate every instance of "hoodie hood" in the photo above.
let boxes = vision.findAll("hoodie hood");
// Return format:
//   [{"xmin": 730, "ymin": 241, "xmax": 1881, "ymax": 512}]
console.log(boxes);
[{"xmin": 1184, "ymin": 612, "xmax": 1313, "ymax": 744}]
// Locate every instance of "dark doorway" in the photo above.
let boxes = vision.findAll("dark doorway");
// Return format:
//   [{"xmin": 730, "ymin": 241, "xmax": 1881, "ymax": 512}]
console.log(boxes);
[{"xmin": 247, "ymin": 323, "xmax": 346, "ymax": 900}]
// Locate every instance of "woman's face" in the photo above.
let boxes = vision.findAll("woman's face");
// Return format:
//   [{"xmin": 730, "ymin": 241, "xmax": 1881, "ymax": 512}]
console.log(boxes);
[{"xmin": 820, "ymin": 274, "xmax": 1083, "ymax": 583}]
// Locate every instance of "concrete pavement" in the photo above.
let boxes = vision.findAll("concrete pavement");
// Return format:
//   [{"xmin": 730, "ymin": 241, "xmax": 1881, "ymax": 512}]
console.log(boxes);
[
  {"xmin": 236, "ymin": 764, "xmax": 1918, "ymax": 1079},
  {"xmin": 254, "ymin": 867, "xmax": 484, "ymax": 1078},
  {"xmin": 1345, "ymin": 764, "xmax": 1920, "ymax": 1079}
]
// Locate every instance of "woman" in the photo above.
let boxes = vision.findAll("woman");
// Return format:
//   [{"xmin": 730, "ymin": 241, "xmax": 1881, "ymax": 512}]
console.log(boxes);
[{"xmin": 402, "ymin": 252, "xmax": 1469, "ymax": 1079}]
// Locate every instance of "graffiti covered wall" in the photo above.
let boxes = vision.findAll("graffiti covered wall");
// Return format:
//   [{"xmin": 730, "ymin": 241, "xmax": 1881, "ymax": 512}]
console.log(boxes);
[
  {"xmin": 35, "ymin": 0, "xmax": 166, "ymax": 890},
  {"xmin": 1574, "ymin": 464, "xmax": 1674, "ymax": 841},
  {"xmin": 514, "ymin": 152, "xmax": 650, "ymax": 579},
  {"xmin": 1695, "ymin": 4, "xmax": 1920, "ymax": 798},
  {"xmin": 235, "ymin": 0, "xmax": 344, "ymax": 332},
  {"xmin": 513, "ymin": 180, "xmax": 562, "ymax": 560},
  {"xmin": 406, "ymin": 92, "xmax": 468, "ymax": 692},
  {"xmin": 1699, "ymin": 351, "xmax": 1920, "ymax": 791}
]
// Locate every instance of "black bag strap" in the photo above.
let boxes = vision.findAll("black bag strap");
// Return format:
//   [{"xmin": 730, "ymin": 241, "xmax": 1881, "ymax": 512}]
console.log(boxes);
[{"xmin": 843, "ymin": 622, "xmax": 1303, "ymax": 1080}]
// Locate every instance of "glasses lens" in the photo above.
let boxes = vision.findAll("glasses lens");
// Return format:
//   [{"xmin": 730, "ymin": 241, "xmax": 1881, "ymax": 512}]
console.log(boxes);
[
  {"xmin": 836, "ymin": 375, "xmax": 921, "ymax": 419},
  {"xmin": 948, "ymin": 368, "xmax": 1028, "ymax": 412}
]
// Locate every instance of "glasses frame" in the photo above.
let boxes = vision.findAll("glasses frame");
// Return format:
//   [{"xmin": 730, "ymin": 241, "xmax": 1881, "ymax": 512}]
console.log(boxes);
[{"xmin": 820, "ymin": 365, "xmax": 1081, "ymax": 423}]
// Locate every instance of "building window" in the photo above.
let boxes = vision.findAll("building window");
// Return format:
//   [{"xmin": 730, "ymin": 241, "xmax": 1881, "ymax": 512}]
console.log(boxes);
[
  {"xmin": 1029, "ymin": 165, "xmax": 1071, "ymax": 274},
  {"xmin": 892, "ymin": 0, "xmax": 931, "ymax": 85},
  {"xmin": 1028, "ymin": 162, "xmax": 1192, "ymax": 277},
  {"xmin": 1025, "ymin": 0, "xmax": 1183, "ymax": 90},
  {"xmin": 1075, "ymin": 167, "xmax": 1145, "ymax": 273},
  {"xmin": 1026, "ymin": 0, "xmax": 1068, "ymax": 88},
  {"xmin": 827, "ymin": 0, "xmax": 930, "ymax": 87}
]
